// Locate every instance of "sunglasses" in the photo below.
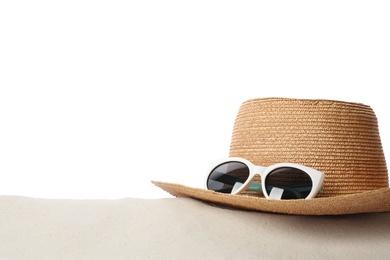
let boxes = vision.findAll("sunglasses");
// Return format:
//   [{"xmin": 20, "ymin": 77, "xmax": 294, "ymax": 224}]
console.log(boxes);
[{"xmin": 205, "ymin": 157, "xmax": 325, "ymax": 200}]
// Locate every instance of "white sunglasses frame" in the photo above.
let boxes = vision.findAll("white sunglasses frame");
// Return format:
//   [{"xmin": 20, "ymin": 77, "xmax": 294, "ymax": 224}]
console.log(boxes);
[{"xmin": 205, "ymin": 157, "xmax": 325, "ymax": 200}]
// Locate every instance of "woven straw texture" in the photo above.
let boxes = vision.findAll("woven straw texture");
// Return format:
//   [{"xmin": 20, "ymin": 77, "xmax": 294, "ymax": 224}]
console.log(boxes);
[
  {"xmin": 230, "ymin": 98, "xmax": 388, "ymax": 197},
  {"xmin": 153, "ymin": 98, "xmax": 390, "ymax": 215}
]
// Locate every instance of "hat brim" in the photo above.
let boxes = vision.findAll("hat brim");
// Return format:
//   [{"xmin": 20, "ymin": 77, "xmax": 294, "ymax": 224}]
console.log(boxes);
[{"xmin": 152, "ymin": 181, "xmax": 390, "ymax": 215}]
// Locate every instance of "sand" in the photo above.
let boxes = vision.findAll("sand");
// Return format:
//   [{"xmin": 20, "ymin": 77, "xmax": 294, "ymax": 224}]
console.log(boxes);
[{"xmin": 1, "ymin": 196, "xmax": 389, "ymax": 259}]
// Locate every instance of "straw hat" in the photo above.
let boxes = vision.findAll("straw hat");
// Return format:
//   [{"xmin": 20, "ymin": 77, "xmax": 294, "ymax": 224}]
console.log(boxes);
[{"xmin": 153, "ymin": 98, "xmax": 390, "ymax": 215}]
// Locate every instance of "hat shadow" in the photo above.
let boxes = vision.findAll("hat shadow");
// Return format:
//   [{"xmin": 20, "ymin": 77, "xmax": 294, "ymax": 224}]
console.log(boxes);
[
  {"xmin": 282, "ymin": 213, "xmax": 390, "ymax": 237},
  {"xmin": 203, "ymin": 200, "xmax": 390, "ymax": 242}
]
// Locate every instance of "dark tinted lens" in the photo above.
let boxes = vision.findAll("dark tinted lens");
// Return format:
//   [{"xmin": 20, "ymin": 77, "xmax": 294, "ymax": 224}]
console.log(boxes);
[
  {"xmin": 207, "ymin": 162, "xmax": 250, "ymax": 193},
  {"xmin": 264, "ymin": 167, "xmax": 312, "ymax": 199}
]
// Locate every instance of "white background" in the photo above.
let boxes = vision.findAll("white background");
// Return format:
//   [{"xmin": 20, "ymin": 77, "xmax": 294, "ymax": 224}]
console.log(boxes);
[{"xmin": 1, "ymin": 1, "xmax": 389, "ymax": 199}]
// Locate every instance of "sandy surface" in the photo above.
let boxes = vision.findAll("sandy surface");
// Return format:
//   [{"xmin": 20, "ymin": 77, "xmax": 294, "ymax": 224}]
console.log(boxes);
[{"xmin": 1, "ymin": 196, "xmax": 390, "ymax": 259}]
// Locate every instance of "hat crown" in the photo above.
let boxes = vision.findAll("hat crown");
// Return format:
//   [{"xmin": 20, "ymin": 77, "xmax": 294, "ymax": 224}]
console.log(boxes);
[{"xmin": 229, "ymin": 98, "xmax": 388, "ymax": 197}]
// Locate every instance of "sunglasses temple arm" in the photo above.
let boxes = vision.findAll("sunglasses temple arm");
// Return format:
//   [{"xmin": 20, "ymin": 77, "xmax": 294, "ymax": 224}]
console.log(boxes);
[{"xmin": 246, "ymin": 182, "xmax": 263, "ymax": 193}]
